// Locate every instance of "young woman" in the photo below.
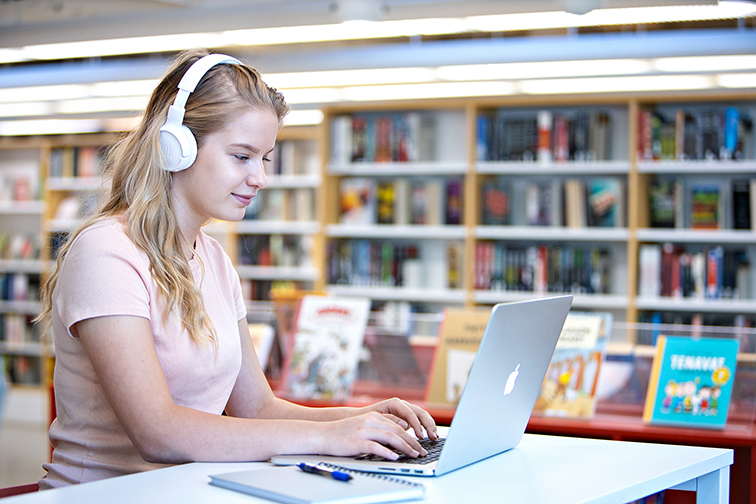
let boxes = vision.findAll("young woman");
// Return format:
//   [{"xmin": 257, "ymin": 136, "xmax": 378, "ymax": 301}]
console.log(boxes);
[{"xmin": 38, "ymin": 48, "xmax": 437, "ymax": 489}]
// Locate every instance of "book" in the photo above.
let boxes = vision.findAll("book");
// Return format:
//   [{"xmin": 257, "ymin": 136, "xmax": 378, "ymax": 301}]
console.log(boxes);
[
  {"xmin": 648, "ymin": 178, "xmax": 681, "ymax": 228},
  {"xmin": 210, "ymin": 464, "xmax": 424, "ymax": 504},
  {"xmin": 732, "ymin": 179, "xmax": 751, "ymax": 230},
  {"xmin": 481, "ymin": 178, "xmax": 511, "ymax": 225},
  {"xmin": 248, "ymin": 323, "xmax": 275, "ymax": 372},
  {"xmin": 533, "ymin": 312, "xmax": 612, "ymax": 419},
  {"xmin": 563, "ymin": 178, "xmax": 586, "ymax": 228},
  {"xmin": 643, "ymin": 335, "xmax": 739, "ymax": 429},
  {"xmin": 425, "ymin": 308, "xmax": 491, "ymax": 407},
  {"xmin": 688, "ymin": 182, "xmax": 723, "ymax": 230},
  {"xmin": 587, "ymin": 178, "xmax": 623, "ymax": 227},
  {"xmin": 340, "ymin": 178, "xmax": 376, "ymax": 225},
  {"xmin": 282, "ymin": 295, "xmax": 371, "ymax": 400}
]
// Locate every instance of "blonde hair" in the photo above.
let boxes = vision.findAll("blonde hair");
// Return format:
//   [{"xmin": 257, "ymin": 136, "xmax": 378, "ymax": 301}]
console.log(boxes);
[{"xmin": 38, "ymin": 48, "xmax": 289, "ymax": 347}]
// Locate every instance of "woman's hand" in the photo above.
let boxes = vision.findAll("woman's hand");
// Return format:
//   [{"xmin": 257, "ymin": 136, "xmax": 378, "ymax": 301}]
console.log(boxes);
[
  {"xmin": 312, "ymin": 411, "xmax": 429, "ymax": 461},
  {"xmin": 359, "ymin": 398, "xmax": 439, "ymax": 443}
]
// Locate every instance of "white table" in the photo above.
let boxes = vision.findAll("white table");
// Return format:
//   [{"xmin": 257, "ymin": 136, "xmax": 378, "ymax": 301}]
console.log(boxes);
[{"xmin": 6, "ymin": 432, "xmax": 732, "ymax": 504}]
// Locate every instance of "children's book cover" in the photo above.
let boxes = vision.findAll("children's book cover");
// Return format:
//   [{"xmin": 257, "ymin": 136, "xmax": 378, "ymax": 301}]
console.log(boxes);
[
  {"xmin": 533, "ymin": 312, "xmax": 612, "ymax": 419},
  {"xmin": 424, "ymin": 308, "xmax": 491, "ymax": 408},
  {"xmin": 339, "ymin": 178, "xmax": 376, "ymax": 225},
  {"xmin": 643, "ymin": 335, "xmax": 739, "ymax": 429},
  {"xmin": 282, "ymin": 295, "xmax": 371, "ymax": 400}
]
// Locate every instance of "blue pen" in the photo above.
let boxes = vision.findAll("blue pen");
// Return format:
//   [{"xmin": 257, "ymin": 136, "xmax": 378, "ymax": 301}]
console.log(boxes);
[{"xmin": 297, "ymin": 462, "xmax": 353, "ymax": 482}]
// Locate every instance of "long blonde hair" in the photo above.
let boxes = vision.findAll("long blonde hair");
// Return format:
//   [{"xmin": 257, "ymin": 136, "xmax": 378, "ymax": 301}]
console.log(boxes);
[{"xmin": 39, "ymin": 48, "xmax": 289, "ymax": 347}]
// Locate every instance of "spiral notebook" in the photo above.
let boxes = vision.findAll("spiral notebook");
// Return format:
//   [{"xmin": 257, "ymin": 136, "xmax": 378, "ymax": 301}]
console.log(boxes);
[{"xmin": 209, "ymin": 463, "xmax": 424, "ymax": 504}]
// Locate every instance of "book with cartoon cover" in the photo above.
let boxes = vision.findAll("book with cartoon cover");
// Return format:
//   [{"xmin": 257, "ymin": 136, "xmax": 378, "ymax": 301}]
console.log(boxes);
[
  {"xmin": 533, "ymin": 312, "xmax": 612, "ymax": 419},
  {"xmin": 283, "ymin": 295, "xmax": 371, "ymax": 400},
  {"xmin": 643, "ymin": 335, "xmax": 739, "ymax": 429}
]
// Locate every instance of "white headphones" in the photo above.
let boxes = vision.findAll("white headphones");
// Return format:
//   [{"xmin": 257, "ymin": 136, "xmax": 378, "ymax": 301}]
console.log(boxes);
[{"xmin": 158, "ymin": 53, "xmax": 242, "ymax": 172}]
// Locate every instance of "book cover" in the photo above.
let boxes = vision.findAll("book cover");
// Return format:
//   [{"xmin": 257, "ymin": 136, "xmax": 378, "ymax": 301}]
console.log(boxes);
[
  {"xmin": 563, "ymin": 178, "xmax": 586, "ymax": 228},
  {"xmin": 283, "ymin": 295, "xmax": 371, "ymax": 400},
  {"xmin": 731, "ymin": 179, "xmax": 751, "ymax": 230},
  {"xmin": 689, "ymin": 182, "xmax": 722, "ymax": 230},
  {"xmin": 587, "ymin": 178, "xmax": 623, "ymax": 227},
  {"xmin": 643, "ymin": 335, "xmax": 739, "ymax": 429},
  {"xmin": 424, "ymin": 308, "xmax": 491, "ymax": 407},
  {"xmin": 481, "ymin": 178, "xmax": 511, "ymax": 225},
  {"xmin": 376, "ymin": 181, "xmax": 395, "ymax": 224},
  {"xmin": 648, "ymin": 179, "xmax": 678, "ymax": 228},
  {"xmin": 533, "ymin": 312, "xmax": 612, "ymax": 419},
  {"xmin": 339, "ymin": 178, "xmax": 376, "ymax": 225},
  {"xmin": 445, "ymin": 179, "xmax": 462, "ymax": 225}
]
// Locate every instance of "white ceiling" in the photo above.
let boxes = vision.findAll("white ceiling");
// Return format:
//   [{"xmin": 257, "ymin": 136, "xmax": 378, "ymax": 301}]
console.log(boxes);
[{"xmin": 0, "ymin": 0, "xmax": 719, "ymax": 47}]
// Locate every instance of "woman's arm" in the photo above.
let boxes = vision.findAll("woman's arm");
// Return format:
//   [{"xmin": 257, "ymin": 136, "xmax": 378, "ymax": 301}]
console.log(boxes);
[{"xmin": 76, "ymin": 315, "xmax": 431, "ymax": 465}]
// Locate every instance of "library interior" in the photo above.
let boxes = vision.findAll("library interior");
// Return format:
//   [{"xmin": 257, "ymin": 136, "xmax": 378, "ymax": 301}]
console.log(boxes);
[{"xmin": 0, "ymin": 0, "xmax": 755, "ymax": 502}]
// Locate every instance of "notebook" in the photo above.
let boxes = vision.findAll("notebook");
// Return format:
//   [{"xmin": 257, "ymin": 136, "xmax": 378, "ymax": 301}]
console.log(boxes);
[
  {"xmin": 209, "ymin": 463, "xmax": 424, "ymax": 504},
  {"xmin": 272, "ymin": 295, "xmax": 573, "ymax": 477}
]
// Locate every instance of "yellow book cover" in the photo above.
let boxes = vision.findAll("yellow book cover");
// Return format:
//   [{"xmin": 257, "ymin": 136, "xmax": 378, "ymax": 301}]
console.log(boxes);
[{"xmin": 424, "ymin": 308, "xmax": 490, "ymax": 408}]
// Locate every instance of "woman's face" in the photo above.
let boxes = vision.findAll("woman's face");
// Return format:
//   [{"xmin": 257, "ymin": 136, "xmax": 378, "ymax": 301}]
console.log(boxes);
[{"xmin": 171, "ymin": 106, "xmax": 278, "ymax": 231}]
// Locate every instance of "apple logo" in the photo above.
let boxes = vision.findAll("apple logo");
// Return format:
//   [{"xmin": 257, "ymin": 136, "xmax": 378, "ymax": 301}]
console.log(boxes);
[{"xmin": 504, "ymin": 364, "xmax": 520, "ymax": 395}]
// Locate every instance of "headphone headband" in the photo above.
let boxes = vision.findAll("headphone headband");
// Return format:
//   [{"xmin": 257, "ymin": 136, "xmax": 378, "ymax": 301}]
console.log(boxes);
[{"xmin": 159, "ymin": 53, "xmax": 241, "ymax": 172}]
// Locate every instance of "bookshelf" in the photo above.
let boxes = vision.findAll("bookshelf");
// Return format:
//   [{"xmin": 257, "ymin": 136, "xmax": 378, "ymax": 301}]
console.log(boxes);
[{"xmin": 0, "ymin": 138, "xmax": 46, "ymax": 386}]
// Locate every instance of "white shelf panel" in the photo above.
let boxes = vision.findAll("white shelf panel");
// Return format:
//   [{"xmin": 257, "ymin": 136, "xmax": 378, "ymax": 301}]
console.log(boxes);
[
  {"xmin": 326, "ymin": 285, "xmax": 467, "ymax": 303},
  {"xmin": 636, "ymin": 228, "xmax": 756, "ymax": 244},
  {"xmin": 46, "ymin": 218, "xmax": 82, "ymax": 232},
  {"xmin": 46, "ymin": 176, "xmax": 107, "ymax": 191},
  {"xmin": 235, "ymin": 220, "xmax": 321, "ymax": 235},
  {"xmin": 0, "ymin": 341, "xmax": 47, "ymax": 357},
  {"xmin": 635, "ymin": 296, "xmax": 756, "ymax": 313},
  {"xmin": 0, "ymin": 259, "xmax": 45, "ymax": 274},
  {"xmin": 328, "ymin": 161, "xmax": 467, "ymax": 177},
  {"xmin": 326, "ymin": 224, "xmax": 466, "ymax": 240},
  {"xmin": 265, "ymin": 174, "xmax": 321, "ymax": 188},
  {"xmin": 637, "ymin": 160, "xmax": 756, "ymax": 174},
  {"xmin": 236, "ymin": 265, "xmax": 319, "ymax": 282},
  {"xmin": 473, "ymin": 290, "xmax": 628, "ymax": 309},
  {"xmin": 475, "ymin": 225, "xmax": 629, "ymax": 242},
  {"xmin": 0, "ymin": 200, "xmax": 45, "ymax": 215},
  {"xmin": 0, "ymin": 300, "xmax": 42, "ymax": 315},
  {"xmin": 477, "ymin": 160, "xmax": 628, "ymax": 175}
]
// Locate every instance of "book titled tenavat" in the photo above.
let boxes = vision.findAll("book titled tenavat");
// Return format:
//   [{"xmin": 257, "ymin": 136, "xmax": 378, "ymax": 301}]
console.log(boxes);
[{"xmin": 643, "ymin": 335, "xmax": 739, "ymax": 430}]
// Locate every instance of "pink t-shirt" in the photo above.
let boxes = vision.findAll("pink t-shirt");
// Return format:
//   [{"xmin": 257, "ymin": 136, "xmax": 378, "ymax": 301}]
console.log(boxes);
[{"xmin": 39, "ymin": 216, "xmax": 246, "ymax": 489}]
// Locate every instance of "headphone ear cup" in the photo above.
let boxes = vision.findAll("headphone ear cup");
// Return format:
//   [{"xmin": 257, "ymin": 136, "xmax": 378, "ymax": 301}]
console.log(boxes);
[{"xmin": 159, "ymin": 121, "xmax": 198, "ymax": 172}]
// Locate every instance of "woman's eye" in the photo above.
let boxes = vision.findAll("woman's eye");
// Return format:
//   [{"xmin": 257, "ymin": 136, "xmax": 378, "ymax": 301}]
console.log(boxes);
[
  {"xmin": 235, "ymin": 155, "xmax": 249, "ymax": 162},
  {"xmin": 263, "ymin": 157, "xmax": 272, "ymax": 163}
]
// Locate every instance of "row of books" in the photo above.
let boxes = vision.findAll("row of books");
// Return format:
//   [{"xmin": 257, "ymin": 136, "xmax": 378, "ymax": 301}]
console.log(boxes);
[
  {"xmin": 340, "ymin": 177, "xmax": 463, "ymax": 226},
  {"xmin": 476, "ymin": 109, "xmax": 613, "ymax": 162},
  {"xmin": 331, "ymin": 112, "xmax": 436, "ymax": 165},
  {"xmin": 267, "ymin": 140, "xmax": 319, "ymax": 176},
  {"xmin": 237, "ymin": 234, "xmax": 313, "ymax": 268},
  {"xmin": 1, "ymin": 353, "xmax": 41, "ymax": 385},
  {"xmin": 49, "ymin": 145, "xmax": 106, "ymax": 178},
  {"xmin": 243, "ymin": 188, "xmax": 315, "ymax": 222},
  {"xmin": 0, "ymin": 234, "xmax": 39, "ymax": 261},
  {"xmin": 481, "ymin": 176, "xmax": 625, "ymax": 227},
  {"xmin": 0, "ymin": 273, "xmax": 39, "ymax": 302},
  {"xmin": 649, "ymin": 177, "xmax": 756, "ymax": 230},
  {"xmin": 0, "ymin": 171, "xmax": 37, "ymax": 202},
  {"xmin": 326, "ymin": 239, "xmax": 464, "ymax": 290},
  {"xmin": 473, "ymin": 242, "xmax": 612, "ymax": 294},
  {"xmin": 636, "ymin": 311, "xmax": 755, "ymax": 349},
  {"xmin": 637, "ymin": 106, "xmax": 753, "ymax": 162},
  {"xmin": 638, "ymin": 244, "xmax": 751, "ymax": 300}
]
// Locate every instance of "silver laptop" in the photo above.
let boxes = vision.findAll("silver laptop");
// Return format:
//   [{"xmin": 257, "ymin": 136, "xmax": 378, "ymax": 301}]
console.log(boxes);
[{"xmin": 272, "ymin": 295, "xmax": 573, "ymax": 477}]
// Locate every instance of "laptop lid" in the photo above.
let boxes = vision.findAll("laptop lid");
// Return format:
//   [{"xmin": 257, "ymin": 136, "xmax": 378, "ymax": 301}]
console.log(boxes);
[{"xmin": 272, "ymin": 295, "xmax": 573, "ymax": 477}]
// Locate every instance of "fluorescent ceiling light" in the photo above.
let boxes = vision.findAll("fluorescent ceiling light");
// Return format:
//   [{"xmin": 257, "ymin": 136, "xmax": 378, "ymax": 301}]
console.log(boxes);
[
  {"xmin": 437, "ymin": 59, "xmax": 652, "ymax": 81},
  {"xmin": 0, "ymin": 101, "xmax": 53, "ymax": 118},
  {"xmin": 0, "ymin": 80, "xmax": 158, "ymax": 103},
  {"xmin": 56, "ymin": 96, "xmax": 149, "ymax": 114},
  {"xmin": 283, "ymin": 109, "xmax": 324, "ymax": 126},
  {"xmin": 265, "ymin": 67, "xmax": 437, "ymax": 89},
  {"xmin": 716, "ymin": 72, "xmax": 756, "ymax": 88},
  {"xmin": 654, "ymin": 54, "xmax": 756, "ymax": 72},
  {"xmin": 341, "ymin": 81, "xmax": 516, "ymax": 101},
  {"xmin": 519, "ymin": 74, "xmax": 715, "ymax": 94},
  {"xmin": 279, "ymin": 88, "xmax": 342, "ymax": 104},
  {"xmin": 1, "ymin": 3, "xmax": 754, "ymax": 63}
]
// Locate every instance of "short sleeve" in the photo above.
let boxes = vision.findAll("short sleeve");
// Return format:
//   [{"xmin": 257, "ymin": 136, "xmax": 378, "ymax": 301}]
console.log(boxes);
[{"xmin": 55, "ymin": 222, "xmax": 152, "ymax": 337}]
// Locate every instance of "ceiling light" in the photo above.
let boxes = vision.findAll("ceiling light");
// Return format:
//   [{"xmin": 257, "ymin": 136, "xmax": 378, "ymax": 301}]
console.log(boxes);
[
  {"xmin": 0, "ymin": 102, "xmax": 53, "ymax": 118},
  {"xmin": 56, "ymin": 96, "xmax": 149, "ymax": 114},
  {"xmin": 716, "ymin": 72, "xmax": 756, "ymax": 88},
  {"xmin": 340, "ymin": 81, "xmax": 516, "ymax": 101},
  {"xmin": 283, "ymin": 109, "xmax": 324, "ymax": 126},
  {"xmin": 437, "ymin": 59, "xmax": 652, "ymax": 81},
  {"xmin": 653, "ymin": 54, "xmax": 756, "ymax": 72},
  {"xmin": 265, "ymin": 68, "xmax": 437, "ymax": 89},
  {"xmin": 519, "ymin": 74, "xmax": 715, "ymax": 94}
]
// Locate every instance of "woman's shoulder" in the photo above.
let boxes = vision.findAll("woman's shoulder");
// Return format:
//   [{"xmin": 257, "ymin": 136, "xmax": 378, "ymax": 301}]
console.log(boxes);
[{"xmin": 70, "ymin": 216, "xmax": 136, "ymax": 256}]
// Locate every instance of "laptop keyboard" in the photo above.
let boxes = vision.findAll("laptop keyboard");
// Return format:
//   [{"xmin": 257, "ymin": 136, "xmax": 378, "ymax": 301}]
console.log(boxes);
[{"xmin": 355, "ymin": 438, "xmax": 446, "ymax": 465}]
